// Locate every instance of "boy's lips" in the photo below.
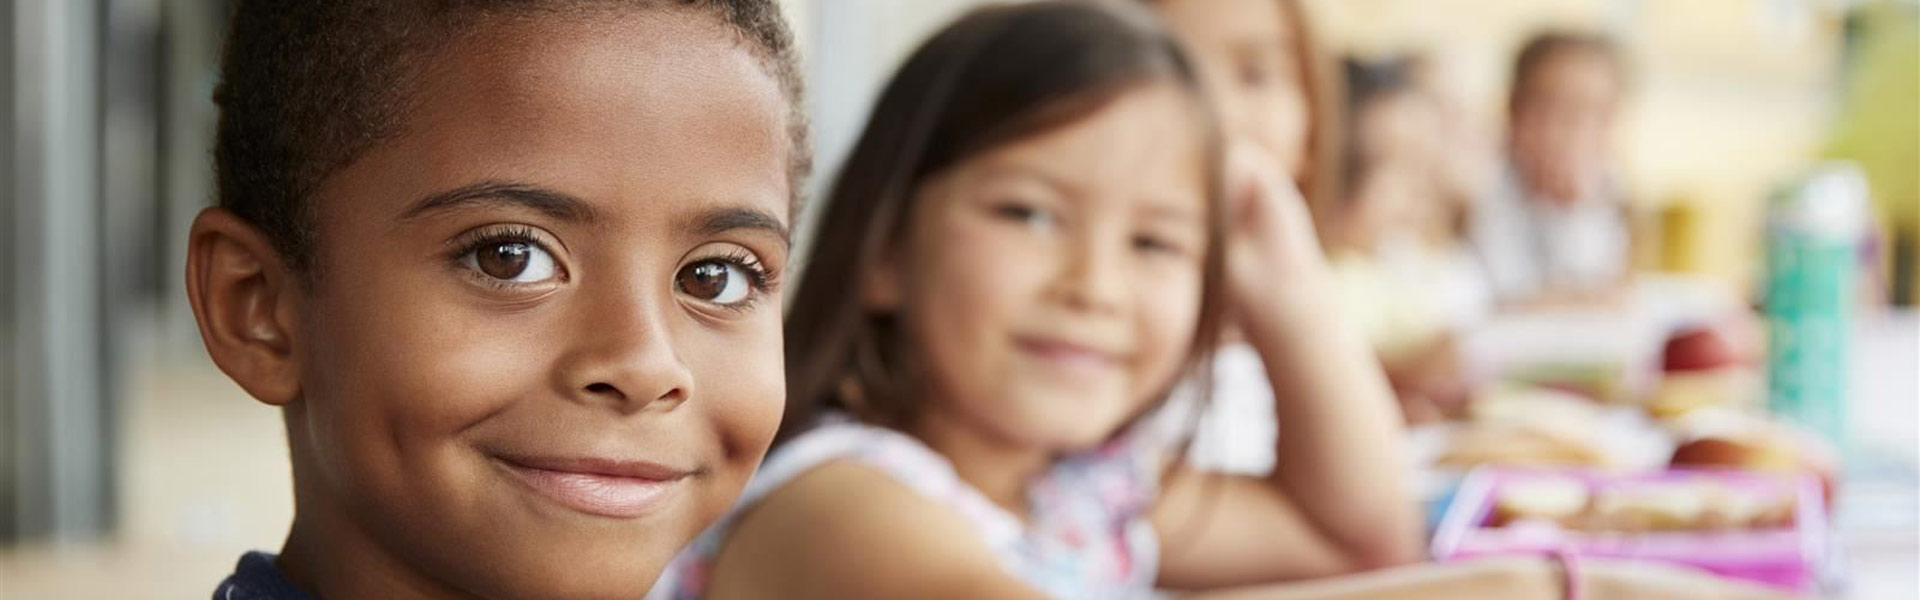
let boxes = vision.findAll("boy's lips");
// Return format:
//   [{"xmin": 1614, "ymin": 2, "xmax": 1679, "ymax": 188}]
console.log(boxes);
[{"xmin": 491, "ymin": 453, "xmax": 696, "ymax": 519}]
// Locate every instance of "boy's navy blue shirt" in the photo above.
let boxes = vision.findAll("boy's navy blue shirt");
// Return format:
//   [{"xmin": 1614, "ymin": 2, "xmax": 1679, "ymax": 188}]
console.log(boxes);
[{"xmin": 213, "ymin": 552, "xmax": 315, "ymax": 600}]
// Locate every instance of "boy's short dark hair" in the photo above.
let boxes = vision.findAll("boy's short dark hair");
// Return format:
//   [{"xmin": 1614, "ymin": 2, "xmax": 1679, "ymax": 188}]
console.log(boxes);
[
  {"xmin": 213, "ymin": 0, "xmax": 810, "ymax": 274},
  {"xmin": 1507, "ymin": 30, "xmax": 1626, "ymax": 114}
]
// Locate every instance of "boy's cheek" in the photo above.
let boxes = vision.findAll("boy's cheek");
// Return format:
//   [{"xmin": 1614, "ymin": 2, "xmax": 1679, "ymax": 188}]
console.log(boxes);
[
  {"xmin": 690, "ymin": 317, "xmax": 787, "ymax": 457},
  {"xmin": 303, "ymin": 290, "xmax": 551, "ymax": 446}
]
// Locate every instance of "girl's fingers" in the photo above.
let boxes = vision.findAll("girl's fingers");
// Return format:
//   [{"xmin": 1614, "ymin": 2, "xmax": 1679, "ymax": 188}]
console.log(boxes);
[
  {"xmin": 1223, "ymin": 141, "xmax": 1313, "ymax": 240},
  {"xmin": 1223, "ymin": 142, "xmax": 1268, "ymax": 227}
]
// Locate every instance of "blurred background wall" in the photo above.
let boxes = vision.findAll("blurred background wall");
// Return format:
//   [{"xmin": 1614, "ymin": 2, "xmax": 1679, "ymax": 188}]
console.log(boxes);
[{"xmin": 1, "ymin": 0, "xmax": 1913, "ymax": 596}]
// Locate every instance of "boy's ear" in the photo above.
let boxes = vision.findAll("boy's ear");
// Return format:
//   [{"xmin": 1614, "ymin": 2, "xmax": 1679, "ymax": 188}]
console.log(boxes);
[{"xmin": 184, "ymin": 208, "xmax": 305, "ymax": 407}]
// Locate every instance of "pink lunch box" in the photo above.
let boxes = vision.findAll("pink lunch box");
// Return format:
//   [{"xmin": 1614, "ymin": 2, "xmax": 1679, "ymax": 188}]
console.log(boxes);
[{"xmin": 1430, "ymin": 467, "xmax": 1826, "ymax": 592}]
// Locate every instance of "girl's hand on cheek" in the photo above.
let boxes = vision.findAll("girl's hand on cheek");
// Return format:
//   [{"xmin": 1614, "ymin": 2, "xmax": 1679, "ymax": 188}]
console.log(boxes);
[{"xmin": 1223, "ymin": 141, "xmax": 1335, "ymax": 325}]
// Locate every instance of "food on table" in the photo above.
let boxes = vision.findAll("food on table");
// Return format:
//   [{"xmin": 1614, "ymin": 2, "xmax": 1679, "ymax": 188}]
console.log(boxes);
[
  {"xmin": 1437, "ymin": 424, "xmax": 1611, "ymax": 469},
  {"xmin": 1503, "ymin": 362, "xmax": 1628, "ymax": 403},
  {"xmin": 1661, "ymin": 326, "xmax": 1742, "ymax": 372},
  {"xmin": 1437, "ymin": 385, "xmax": 1615, "ymax": 469},
  {"xmin": 1468, "ymin": 385, "xmax": 1601, "ymax": 425},
  {"xmin": 1669, "ymin": 430, "xmax": 1839, "ymax": 505},
  {"xmin": 1434, "ymin": 467, "xmax": 1827, "ymax": 592},
  {"xmin": 1488, "ymin": 476, "xmax": 1588, "ymax": 527},
  {"xmin": 1670, "ymin": 437, "xmax": 1798, "ymax": 471},
  {"xmin": 1647, "ymin": 370, "xmax": 1757, "ymax": 419},
  {"xmin": 1489, "ymin": 476, "xmax": 1797, "ymax": 532},
  {"xmin": 1648, "ymin": 325, "xmax": 1761, "ymax": 419}
]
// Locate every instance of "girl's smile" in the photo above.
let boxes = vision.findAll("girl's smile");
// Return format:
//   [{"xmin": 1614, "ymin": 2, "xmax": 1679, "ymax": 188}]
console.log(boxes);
[{"xmin": 1011, "ymin": 335, "xmax": 1131, "ymax": 381}]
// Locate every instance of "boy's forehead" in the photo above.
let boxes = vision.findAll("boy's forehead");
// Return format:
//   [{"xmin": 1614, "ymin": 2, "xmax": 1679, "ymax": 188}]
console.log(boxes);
[{"xmin": 320, "ymin": 9, "xmax": 792, "ymax": 228}]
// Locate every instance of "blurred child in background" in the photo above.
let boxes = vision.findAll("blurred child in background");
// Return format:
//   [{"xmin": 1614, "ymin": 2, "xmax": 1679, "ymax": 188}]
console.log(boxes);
[
  {"xmin": 1472, "ymin": 31, "xmax": 1634, "ymax": 307},
  {"xmin": 1403, "ymin": 51, "xmax": 1503, "ymax": 243},
  {"xmin": 1321, "ymin": 57, "xmax": 1492, "ymax": 423}
]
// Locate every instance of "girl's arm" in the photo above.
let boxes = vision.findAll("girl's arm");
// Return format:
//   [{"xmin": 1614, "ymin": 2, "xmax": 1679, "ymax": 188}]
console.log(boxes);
[
  {"xmin": 1154, "ymin": 144, "xmax": 1422, "ymax": 588},
  {"xmin": 1185, "ymin": 557, "xmax": 1795, "ymax": 600},
  {"xmin": 1187, "ymin": 556, "xmax": 1558, "ymax": 600}
]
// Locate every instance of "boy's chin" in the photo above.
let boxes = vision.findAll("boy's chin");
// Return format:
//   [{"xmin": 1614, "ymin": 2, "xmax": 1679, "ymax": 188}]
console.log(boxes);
[
  {"xmin": 375, "ymin": 485, "xmax": 703, "ymax": 600},
  {"xmin": 430, "ymin": 531, "xmax": 682, "ymax": 600}
]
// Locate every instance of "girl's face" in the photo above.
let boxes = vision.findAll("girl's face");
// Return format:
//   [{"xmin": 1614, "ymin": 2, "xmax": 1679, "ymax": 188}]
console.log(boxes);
[
  {"xmin": 1155, "ymin": 0, "xmax": 1312, "ymax": 181},
  {"xmin": 880, "ymin": 85, "xmax": 1209, "ymax": 452},
  {"xmin": 296, "ymin": 13, "xmax": 788, "ymax": 598}
]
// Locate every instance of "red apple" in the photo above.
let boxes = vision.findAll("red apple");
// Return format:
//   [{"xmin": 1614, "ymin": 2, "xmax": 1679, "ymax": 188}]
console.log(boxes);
[{"xmin": 1663, "ymin": 326, "xmax": 1739, "ymax": 373}]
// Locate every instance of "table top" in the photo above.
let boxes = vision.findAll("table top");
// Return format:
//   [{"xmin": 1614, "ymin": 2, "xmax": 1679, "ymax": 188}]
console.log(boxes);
[{"xmin": 1832, "ymin": 310, "xmax": 1917, "ymax": 600}]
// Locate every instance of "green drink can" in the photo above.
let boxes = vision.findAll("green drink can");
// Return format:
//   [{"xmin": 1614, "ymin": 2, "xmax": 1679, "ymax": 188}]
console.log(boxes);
[{"xmin": 1764, "ymin": 163, "xmax": 1868, "ymax": 454}]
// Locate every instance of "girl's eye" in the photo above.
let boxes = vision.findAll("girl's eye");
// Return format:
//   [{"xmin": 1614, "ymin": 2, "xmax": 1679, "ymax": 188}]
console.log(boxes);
[
  {"xmin": 468, "ymin": 240, "xmax": 559, "ymax": 283},
  {"xmin": 676, "ymin": 259, "xmax": 753, "ymax": 305},
  {"xmin": 1134, "ymin": 234, "xmax": 1181, "ymax": 256},
  {"xmin": 992, "ymin": 202, "xmax": 1056, "ymax": 230}
]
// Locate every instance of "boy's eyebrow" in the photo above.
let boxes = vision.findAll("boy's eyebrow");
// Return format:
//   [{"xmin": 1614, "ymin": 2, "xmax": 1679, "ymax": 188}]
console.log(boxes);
[
  {"xmin": 686, "ymin": 207, "xmax": 791, "ymax": 246},
  {"xmin": 401, "ymin": 180, "xmax": 598, "ymax": 223}
]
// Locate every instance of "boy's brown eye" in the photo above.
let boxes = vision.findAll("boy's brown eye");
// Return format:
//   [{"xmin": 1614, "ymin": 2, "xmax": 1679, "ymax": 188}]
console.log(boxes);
[
  {"xmin": 457, "ymin": 227, "xmax": 561, "ymax": 285},
  {"xmin": 478, "ymin": 242, "xmax": 533, "ymax": 279},
  {"xmin": 676, "ymin": 259, "xmax": 752, "ymax": 305}
]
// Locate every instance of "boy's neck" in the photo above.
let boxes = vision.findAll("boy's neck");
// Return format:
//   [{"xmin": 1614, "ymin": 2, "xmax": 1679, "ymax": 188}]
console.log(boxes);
[{"xmin": 910, "ymin": 407, "xmax": 1055, "ymax": 522}]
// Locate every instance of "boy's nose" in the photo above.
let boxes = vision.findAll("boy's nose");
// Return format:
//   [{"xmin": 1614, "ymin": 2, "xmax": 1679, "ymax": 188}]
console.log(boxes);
[{"xmin": 554, "ymin": 294, "xmax": 695, "ymax": 414}]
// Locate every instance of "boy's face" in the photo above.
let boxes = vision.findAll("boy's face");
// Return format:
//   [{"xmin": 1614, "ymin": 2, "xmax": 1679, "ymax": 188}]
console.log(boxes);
[{"xmin": 291, "ymin": 13, "xmax": 788, "ymax": 598}]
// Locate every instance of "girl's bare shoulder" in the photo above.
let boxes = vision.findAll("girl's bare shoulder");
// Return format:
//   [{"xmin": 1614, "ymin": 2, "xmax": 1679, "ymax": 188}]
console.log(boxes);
[{"xmin": 705, "ymin": 460, "xmax": 1044, "ymax": 600}]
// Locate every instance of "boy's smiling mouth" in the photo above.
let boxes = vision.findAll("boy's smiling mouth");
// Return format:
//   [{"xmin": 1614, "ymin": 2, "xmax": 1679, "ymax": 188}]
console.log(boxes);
[{"xmin": 489, "ymin": 452, "xmax": 700, "ymax": 519}]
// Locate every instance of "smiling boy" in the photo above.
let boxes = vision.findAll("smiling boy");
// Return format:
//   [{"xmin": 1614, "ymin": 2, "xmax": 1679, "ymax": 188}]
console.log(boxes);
[{"xmin": 189, "ymin": 1, "xmax": 807, "ymax": 598}]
